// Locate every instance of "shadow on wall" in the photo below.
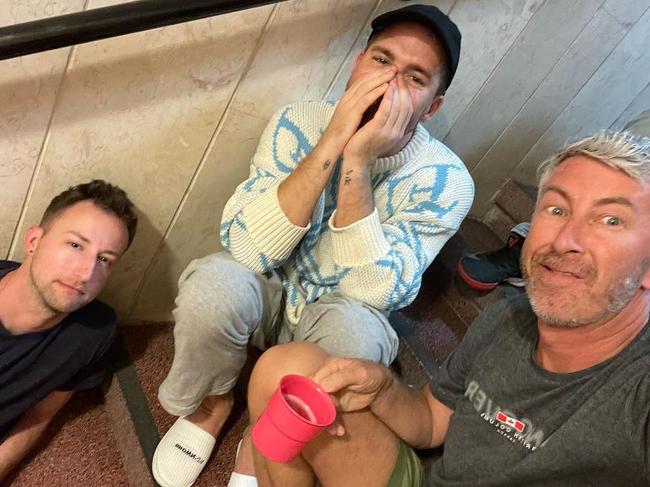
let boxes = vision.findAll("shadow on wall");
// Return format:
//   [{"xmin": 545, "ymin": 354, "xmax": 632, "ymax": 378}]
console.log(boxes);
[
  {"xmin": 123, "ymin": 221, "xmax": 224, "ymax": 324},
  {"xmin": 98, "ymin": 206, "xmax": 166, "ymax": 320}
]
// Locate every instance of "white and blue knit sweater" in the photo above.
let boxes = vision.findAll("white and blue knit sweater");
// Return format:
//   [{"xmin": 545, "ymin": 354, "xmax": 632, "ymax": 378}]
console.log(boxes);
[{"xmin": 220, "ymin": 101, "xmax": 474, "ymax": 325}]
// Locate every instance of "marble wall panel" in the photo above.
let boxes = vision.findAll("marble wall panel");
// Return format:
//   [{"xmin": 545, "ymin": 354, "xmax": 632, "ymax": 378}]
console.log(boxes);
[
  {"xmin": 130, "ymin": 0, "xmax": 379, "ymax": 321},
  {"xmin": 0, "ymin": 0, "xmax": 85, "ymax": 258},
  {"xmin": 445, "ymin": 0, "xmax": 603, "ymax": 172},
  {"xmin": 6, "ymin": 0, "xmax": 649, "ymax": 322},
  {"xmin": 8, "ymin": 0, "xmax": 274, "ymax": 317},
  {"xmin": 468, "ymin": 5, "xmax": 627, "ymax": 214},
  {"xmin": 515, "ymin": 7, "xmax": 650, "ymax": 185},
  {"xmin": 427, "ymin": 0, "xmax": 543, "ymax": 141},
  {"xmin": 603, "ymin": 0, "xmax": 650, "ymax": 25},
  {"xmin": 610, "ymin": 82, "xmax": 650, "ymax": 132}
]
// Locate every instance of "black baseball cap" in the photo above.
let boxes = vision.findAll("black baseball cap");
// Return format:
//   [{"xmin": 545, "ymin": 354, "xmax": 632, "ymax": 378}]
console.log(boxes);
[{"xmin": 370, "ymin": 4, "xmax": 461, "ymax": 91}]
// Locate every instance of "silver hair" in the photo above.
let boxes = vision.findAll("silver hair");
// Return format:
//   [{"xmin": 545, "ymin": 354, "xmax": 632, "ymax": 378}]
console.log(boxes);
[{"xmin": 537, "ymin": 131, "xmax": 650, "ymax": 193}]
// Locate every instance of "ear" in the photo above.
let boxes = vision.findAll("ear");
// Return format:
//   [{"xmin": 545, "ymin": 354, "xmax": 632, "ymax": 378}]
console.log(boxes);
[
  {"xmin": 24, "ymin": 225, "xmax": 44, "ymax": 256},
  {"xmin": 420, "ymin": 95, "xmax": 444, "ymax": 123}
]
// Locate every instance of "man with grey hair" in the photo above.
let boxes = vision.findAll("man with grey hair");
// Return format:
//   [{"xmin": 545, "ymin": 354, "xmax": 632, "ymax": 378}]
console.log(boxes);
[{"xmin": 246, "ymin": 131, "xmax": 650, "ymax": 486}]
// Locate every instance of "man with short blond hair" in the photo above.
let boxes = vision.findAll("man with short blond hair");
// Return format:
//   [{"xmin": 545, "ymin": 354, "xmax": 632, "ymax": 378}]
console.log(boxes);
[{"xmin": 0, "ymin": 180, "xmax": 137, "ymax": 481}]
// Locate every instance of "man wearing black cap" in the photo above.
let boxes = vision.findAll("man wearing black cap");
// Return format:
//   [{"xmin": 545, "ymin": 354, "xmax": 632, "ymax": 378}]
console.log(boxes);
[{"xmin": 152, "ymin": 6, "xmax": 473, "ymax": 487}]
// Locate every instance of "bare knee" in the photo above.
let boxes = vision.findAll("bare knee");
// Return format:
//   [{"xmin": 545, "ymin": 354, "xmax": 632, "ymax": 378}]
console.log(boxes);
[{"xmin": 248, "ymin": 342, "xmax": 329, "ymax": 420}]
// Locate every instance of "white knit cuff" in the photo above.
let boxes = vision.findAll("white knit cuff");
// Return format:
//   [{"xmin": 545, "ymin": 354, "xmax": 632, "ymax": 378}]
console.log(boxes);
[
  {"xmin": 329, "ymin": 208, "xmax": 389, "ymax": 265},
  {"xmin": 241, "ymin": 187, "xmax": 310, "ymax": 259}
]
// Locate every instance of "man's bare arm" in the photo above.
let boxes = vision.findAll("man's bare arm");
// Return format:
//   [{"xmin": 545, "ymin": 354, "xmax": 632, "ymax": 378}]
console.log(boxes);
[
  {"xmin": 371, "ymin": 372, "xmax": 453, "ymax": 448},
  {"xmin": 313, "ymin": 357, "xmax": 452, "ymax": 448},
  {"xmin": 0, "ymin": 390, "xmax": 73, "ymax": 481}
]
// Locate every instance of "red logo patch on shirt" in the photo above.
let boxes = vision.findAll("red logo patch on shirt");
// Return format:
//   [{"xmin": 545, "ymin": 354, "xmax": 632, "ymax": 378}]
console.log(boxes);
[{"xmin": 496, "ymin": 410, "xmax": 526, "ymax": 433}]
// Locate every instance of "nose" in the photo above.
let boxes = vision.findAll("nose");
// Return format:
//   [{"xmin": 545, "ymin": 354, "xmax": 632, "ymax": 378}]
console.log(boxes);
[
  {"xmin": 550, "ymin": 217, "xmax": 585, "ymax": 254},
  {"xmin": 73, "ymin": 255, "xmax": 97, "ymax": 284}
]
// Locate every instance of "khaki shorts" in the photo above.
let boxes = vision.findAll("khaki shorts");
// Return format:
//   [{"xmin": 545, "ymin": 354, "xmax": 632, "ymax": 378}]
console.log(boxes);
[{"xmin": 386, "ymin": 440, "xmax": 424, "ymax": 487}]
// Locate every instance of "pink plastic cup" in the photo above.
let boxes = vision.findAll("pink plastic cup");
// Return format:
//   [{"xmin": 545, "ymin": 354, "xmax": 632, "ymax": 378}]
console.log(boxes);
[{"xmin": 252, "ymin": 374, "xmax": 336, "ymax": 464}]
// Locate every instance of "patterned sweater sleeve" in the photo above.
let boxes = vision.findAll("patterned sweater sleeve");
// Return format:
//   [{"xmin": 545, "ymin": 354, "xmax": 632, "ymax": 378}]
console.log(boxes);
[
  {"xmin": 329, "ymin": 159, "xmax": 474, "ymax": 311},
  {"xmin": 220, "ymin": 103, "xmax": 323, "ymax": 273}
]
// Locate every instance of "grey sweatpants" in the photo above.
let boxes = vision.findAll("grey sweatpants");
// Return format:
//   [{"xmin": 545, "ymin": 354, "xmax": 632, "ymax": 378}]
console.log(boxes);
[{"xmin": 158, "ymin": 252, "xmax": 399, "ymax": 416}]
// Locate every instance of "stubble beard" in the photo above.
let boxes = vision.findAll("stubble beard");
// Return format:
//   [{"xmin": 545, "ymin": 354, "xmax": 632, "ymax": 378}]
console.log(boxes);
[
  {"xmin": 29, "ymin": 265, "xmax": 82, "ymax": 315},
  {"xmin": 523, "ymin": 253, "xmax": 645, "ymax": 328}
]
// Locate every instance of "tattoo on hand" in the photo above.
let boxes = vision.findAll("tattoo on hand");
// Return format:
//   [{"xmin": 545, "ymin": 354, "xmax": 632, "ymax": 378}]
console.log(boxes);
[
  {"xmin": 344, "ymin": 169, "xmax": 353, "ymax": 186},
  {"xmin": 322, "ymin": 159, "xmax": 331, "ymax": 170}
]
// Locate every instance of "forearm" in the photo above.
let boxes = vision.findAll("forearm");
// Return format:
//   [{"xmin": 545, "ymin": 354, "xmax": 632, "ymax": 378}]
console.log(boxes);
[
  {"xmin": 277, "ymin": 139, "xmax": 341, "ymax": 227},
  {"xmin": 370, "ymin": 370, "xmax": 434, "ymax": 448},
  {"xmin": 0, "ymin": 390, "xmax": 72, "ymax": 481},
  {"xmin": 0, "ymin": 419, "xmax": 49, "ymax": 480},
  {"xmin": 332, "ymin": 155, "xmax": 374, "ymax": 227}
]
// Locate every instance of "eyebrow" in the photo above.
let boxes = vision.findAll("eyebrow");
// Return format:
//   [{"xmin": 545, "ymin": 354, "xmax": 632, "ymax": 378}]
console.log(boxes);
[
  {"xmin": 369, "ymin": 46, "xmax": 433, "ymax": 78},
  {"xmin": 66, "ymin": 231, "xmax": 90, "ymax": 243},
  {"xmin": 65, "ymin": 231, "xmax": 120, "ymax": 257},
  {"xmin": 542, "ymin": 186, "xmax": 635, "ymax": 209}
]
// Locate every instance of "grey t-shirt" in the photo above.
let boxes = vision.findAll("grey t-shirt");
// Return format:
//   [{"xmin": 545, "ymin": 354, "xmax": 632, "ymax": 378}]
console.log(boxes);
[{"xmin": 427, "ymin": 295, "xmax": 650, "ymax": 486}]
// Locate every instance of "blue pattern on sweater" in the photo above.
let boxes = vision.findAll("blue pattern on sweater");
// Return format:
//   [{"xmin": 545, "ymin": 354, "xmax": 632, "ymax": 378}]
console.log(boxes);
[
  {"xmin": 405, "ymin": 164, "xmax": 458, "ymax": 217},
  {"xmin": 272, "ymin": 108, "xmax": 313, "ymax": 172},
  {"xmin": 220, "ymin": 101, "xmax": 473, "ymax": 320}
]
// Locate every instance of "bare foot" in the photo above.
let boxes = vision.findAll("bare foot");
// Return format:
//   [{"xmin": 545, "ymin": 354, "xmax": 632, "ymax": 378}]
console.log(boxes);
[
  {"xmin": 233, "ymin": 427, "xmax": 255, "ymax": 476},
  {"xmin": 186, "ymin": 392, "xmax": 234, "ymax": 436}
]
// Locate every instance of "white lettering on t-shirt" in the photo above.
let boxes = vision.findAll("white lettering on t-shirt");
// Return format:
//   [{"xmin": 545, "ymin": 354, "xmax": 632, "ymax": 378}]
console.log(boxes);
[{"xmin": 466, "ymin": 380, "xmax": 545, "ymax": 450}]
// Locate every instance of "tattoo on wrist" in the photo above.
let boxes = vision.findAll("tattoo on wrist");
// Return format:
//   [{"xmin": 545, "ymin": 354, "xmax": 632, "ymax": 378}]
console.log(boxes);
[
  {"xmin": 343, "ymin": 169, "xmax": 353, "ymax": 185},
  {"xmin": 322, "ymin": 159, "xmax": 332, "ymax": 170}
]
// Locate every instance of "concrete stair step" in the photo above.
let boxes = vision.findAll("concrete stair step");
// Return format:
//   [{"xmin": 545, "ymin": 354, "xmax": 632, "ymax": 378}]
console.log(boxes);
[
  {"xmin": 394, "ymin": 218, "xmax": 525, "ymax": 379},
  {"xmin": 406, "ymin": 218, "xmax": 510, "ymax": 327},
  {"xmin": 493, "ymin": 179, "xmax": 537, "ymax": 224},
  {"xmin": 483, "ymin": 179, "xmax": 536, "ymax": 241}
]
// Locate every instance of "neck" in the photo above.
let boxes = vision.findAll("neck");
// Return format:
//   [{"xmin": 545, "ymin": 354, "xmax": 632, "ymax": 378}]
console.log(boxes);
[
  {"xmin": 0, "ymin": 262, "xmax": 65, "ymax": 334},
  {"xmin": 535, "ymin": 291, "xmax": 650, "ymax": 373}
]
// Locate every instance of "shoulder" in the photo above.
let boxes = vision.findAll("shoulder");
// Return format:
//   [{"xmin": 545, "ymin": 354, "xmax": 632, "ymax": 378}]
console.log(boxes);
[
  {"xmin": 483, "ymin": 293, "xmax": 534, "ymax": 329},
  {"xmin": 257, "ymin": 101, "xmax": 335, "ymax": 158},
  {"xmin": 623, "ymin": 325, "xmax": 650, "ymax": 397},
  {"xmin": 463, "ymin": 294, "xmax": 535, "ymax": 346}
]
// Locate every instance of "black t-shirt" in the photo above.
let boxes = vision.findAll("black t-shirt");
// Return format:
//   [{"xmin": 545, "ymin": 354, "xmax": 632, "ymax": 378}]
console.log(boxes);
[
  {"xmin": 428, "ymin": 295, "xmax": 650, "ymax": 486},
  {"xmin": 0, "ymin": 261, "xmax": 117, "ymax": 439}
]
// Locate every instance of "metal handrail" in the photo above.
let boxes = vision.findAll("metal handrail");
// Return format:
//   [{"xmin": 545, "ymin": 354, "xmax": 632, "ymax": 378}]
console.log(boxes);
[{"xmin": 0, "ymin": 0, "xmax": 286, "ymax": 61}]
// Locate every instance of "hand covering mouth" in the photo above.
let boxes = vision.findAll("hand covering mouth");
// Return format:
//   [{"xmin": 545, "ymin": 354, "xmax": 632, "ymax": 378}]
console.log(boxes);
[{"xmin": 359, "ymin": 96, "xmax": 383, "ymax": 128}]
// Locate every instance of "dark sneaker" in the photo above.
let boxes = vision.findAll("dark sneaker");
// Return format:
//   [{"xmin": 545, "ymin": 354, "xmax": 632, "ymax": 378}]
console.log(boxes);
[{"xmin": 456, "ymin": 223, "xmax": 529, "ymax": 291}]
